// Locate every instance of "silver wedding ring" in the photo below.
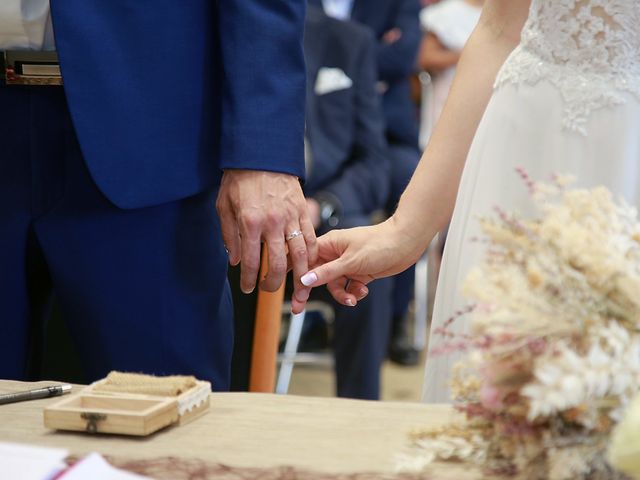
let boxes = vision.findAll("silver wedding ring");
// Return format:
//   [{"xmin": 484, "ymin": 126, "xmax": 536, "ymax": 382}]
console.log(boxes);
[{"xmin": 286, "ymin": 229, "xmax": 303, "ymax": 241}]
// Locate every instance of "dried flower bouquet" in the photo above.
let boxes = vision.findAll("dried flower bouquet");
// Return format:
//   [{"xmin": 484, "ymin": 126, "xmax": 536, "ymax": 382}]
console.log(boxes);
[{"xmin": 398, "ymin": 173, "xmax": 640, "ymax": 479}]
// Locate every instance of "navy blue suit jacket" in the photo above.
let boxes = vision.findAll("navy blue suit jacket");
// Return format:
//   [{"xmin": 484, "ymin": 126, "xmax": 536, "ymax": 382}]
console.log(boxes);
[
  {"xmin": 309, "ymin": 0, "xmax": 421, "ymax": 148},
  {"xmin": 304, "ymin": 8, "xmax": 390, "ymax": 217},
  {"xmin": 50, "ymin": 1, "xmax": 306, "ymax": 209}
]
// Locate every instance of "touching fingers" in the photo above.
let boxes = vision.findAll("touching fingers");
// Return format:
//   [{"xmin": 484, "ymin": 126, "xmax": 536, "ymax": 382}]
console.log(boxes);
[
  {"xmin": 299, "ymin": 215, "xmax": 318, "ymax": 266},
  {"xmin": 346, "ymin": 280, "xmax": 369, "ymax": 301},
  {"xmin": 286, "ymin": 226, "xmax": 311, "ymax": 307},
  {"xmin": 290, "ymin": 295, "xmax": 307, "ymax": 315},
  {"xmin": 327, "ymin": 277, "xmax": 358, "ymax": 307},
  {"xmin": 238, "ymin": 215, "xmax": 262, "ymax": 294},
  {"xmin": 285, "ymin": 217, "xmax": 317, "ymax": 273},
  {"xmin": 300, "ymin": 257, "xmax": 347, "ymax": 288}
]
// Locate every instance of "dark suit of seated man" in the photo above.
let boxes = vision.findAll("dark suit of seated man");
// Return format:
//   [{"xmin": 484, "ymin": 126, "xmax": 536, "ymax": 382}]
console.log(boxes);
[
  {"xmin": 310, "ymin": 0, "xmax": 424, "ymax": 366},
  {"xmin": 303, "ymin": 7, "xmax": 393, "ymax": 400}
]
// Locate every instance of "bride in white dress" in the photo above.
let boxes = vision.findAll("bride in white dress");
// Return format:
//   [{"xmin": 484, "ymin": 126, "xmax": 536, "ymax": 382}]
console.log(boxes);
[{"xmin": 297, "ymin": 0, "xmax": 640, "ymax": 402}]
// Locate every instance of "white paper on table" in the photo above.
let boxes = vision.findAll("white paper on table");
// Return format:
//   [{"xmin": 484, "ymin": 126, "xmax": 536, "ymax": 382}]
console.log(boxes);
[
  {"xmin": 0, "ymin": 442, "xmax": 68, "ymax": 480},
  {"xmin": 60, "ymin": 452, "xmax": 152, "ymax": 479}
]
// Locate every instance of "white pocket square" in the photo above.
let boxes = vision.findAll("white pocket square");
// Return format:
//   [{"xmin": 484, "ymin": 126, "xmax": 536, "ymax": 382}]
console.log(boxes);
[{"xmin": 315, "ymin": 67, "xmax": 353, "ymax": 95}]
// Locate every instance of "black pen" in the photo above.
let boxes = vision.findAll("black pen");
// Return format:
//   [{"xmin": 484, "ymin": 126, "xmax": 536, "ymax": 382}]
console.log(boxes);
[{"xmin": 0, "ymin": 384, "xmax": 72, "ymax": 405}]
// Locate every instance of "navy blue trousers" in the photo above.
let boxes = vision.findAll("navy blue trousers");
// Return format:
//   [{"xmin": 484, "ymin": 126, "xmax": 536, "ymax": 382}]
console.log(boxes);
[{"xmin": 0, "ymin": 85, "xmax": 233, "ymax": 389}]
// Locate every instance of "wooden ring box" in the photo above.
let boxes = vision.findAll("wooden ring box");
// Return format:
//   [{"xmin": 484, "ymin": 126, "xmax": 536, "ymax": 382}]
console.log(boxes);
[{"xmin": 44, "ymin": 379, "xmax": 211, "ymax": 436}]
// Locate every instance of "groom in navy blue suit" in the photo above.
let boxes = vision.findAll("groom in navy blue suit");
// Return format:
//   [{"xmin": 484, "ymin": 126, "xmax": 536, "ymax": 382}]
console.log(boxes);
[{"xmin": 0, "ymin": 1, "xmax": 313, "ymax": 389}]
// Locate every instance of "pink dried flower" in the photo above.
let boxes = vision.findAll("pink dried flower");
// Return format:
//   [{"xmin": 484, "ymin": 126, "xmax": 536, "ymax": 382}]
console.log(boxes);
[
  {"xmin": 480, "ymin": 383, "xmax": 505, "ymax": 411},
  {"xmin": 515, "ymin": 166, "xmax": 537, "ymax": 195},
  {"xmin": 455, "ymin": 402, "xmax": 496, "ymax": 421},
  {"xmin": 430, "ymin": 341, "xmax": 471, "ymax": 356},
  {"xmin": 500, "ymin": 420, "xmax": 538, "ymax": 437},
  {"xmin": 527, "ymin": 337, "xmax": 547, "ymax": 354}
]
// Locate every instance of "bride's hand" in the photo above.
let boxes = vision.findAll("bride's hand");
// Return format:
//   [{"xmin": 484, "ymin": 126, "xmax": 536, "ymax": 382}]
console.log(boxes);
[{"xmin": 291, "ymin": 217, "xmax": 425, "ymax": 312}]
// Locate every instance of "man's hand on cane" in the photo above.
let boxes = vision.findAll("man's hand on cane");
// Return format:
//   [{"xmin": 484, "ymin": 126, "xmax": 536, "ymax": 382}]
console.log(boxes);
[{"xmin": 216, "ymin": 170, "xmax": 318, "ymax": 313}]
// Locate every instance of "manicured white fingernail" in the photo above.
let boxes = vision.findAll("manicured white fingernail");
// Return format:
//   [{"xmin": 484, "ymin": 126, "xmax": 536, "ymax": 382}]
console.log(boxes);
[
  {"xmin": 345, "ymin": 298, "xmax": 355, "ymax": 307},
  {"xmin": 300, "ymin": 272, "xmax": 317, "ymax": 287}
]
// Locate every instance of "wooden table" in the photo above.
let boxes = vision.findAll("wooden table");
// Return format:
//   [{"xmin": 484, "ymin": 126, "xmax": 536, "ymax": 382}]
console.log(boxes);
[{"xmin": 0, "ymin": 381, "xmax": 479, "ymax": 478}]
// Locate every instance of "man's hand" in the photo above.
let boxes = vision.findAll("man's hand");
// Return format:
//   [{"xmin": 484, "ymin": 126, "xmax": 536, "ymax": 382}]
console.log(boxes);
[
  {"xmin": 216, "ymin": 170, "xmax": 317, "ymax": 306},
  {"xmin": 382, "ymin": 28, "xmax": 402, "ymax": 45},
  {"xmin": 306, "ymin": 198, "xmax": 322, "ymax": 230}
]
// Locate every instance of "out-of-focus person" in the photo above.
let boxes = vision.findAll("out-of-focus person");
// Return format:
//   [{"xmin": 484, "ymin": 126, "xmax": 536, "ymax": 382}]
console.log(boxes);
[
  {"xmin": 418, "ymin": 0, "xmax": 483, "ymax": 146},
  {"xmin": 302, "ymin": 6, "xmax": 393, "ymax": 400}
]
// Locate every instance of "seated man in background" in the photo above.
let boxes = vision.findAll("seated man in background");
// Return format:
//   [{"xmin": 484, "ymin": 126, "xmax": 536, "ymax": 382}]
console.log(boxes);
[
  {"xmin": 303, "ymin": 6, "xmax": 393, "ymax": 400},
  {"xmin": 311, "ymin": 0, "xmax": 424, "ymax": 366}
]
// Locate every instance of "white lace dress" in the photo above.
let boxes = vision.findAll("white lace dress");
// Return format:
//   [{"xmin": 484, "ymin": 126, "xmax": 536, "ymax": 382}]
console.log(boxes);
[{"xmin": 423, "ymin": 0, "xmax": 640, "ymax": 403}]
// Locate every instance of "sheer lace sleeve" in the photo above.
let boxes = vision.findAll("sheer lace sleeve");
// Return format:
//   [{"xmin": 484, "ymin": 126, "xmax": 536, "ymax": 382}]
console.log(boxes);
[{"xmin": 495, "ymin": 0, "xmax": 640, "ymax": 134}]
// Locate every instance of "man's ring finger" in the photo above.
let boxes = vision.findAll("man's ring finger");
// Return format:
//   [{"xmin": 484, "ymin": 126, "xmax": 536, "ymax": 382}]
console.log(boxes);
[{"xmin": 286, "ymin": 230, "xmax": 303, "ymax": 241}]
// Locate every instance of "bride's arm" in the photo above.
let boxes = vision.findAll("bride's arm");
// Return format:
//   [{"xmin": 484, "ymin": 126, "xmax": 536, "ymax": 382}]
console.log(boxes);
[
  {"xmin": 295, "ymin": 0, "xmax": 531, "ymax": 310},
  {"xmin": 394, "ymin": 0, "xmax": 530, "ymax": 249}
]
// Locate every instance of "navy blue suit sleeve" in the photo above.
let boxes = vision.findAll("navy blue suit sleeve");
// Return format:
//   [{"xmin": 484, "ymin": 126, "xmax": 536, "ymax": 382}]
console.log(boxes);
[
  {"xmin": 217, "ymin": 0, "xmax": 306, "ymax": 180},
  {"xmin": 320, "ymin": 30, "xmax": 391, "ymax": 216},
  {"xmin": 376, "ymin": 0, "xmax": 421, "ymax": 81}
]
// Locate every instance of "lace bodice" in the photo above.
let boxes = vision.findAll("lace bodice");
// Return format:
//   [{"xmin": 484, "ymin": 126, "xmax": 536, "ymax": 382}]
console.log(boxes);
[{"xmin": 495, "ymin": 0, "xmax": 640, "ymax": 134}]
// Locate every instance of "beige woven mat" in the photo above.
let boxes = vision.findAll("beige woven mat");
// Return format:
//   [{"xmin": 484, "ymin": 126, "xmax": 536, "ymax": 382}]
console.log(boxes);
[{"xmin": 92, "ymin": 371, "xmax": 198, "ymax": 396}]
